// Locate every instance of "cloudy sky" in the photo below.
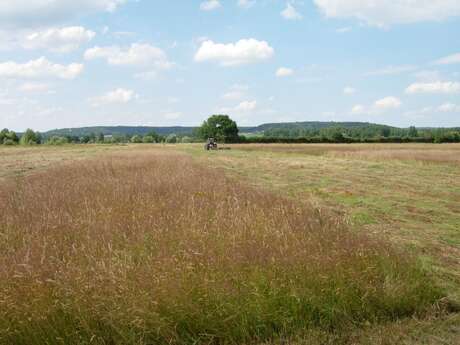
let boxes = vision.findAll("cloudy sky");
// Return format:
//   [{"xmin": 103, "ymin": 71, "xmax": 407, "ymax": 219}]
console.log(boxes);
[{"xmin": 0, "ymin": 0, "xmax": 459, "ymax": 131}]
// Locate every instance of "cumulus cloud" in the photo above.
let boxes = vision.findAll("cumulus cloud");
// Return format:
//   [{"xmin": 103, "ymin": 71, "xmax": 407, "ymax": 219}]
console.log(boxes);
[
  {"xmin": 276, "ymin": 67, "xmax": 294, "ymax": 77},
  {"xmin": 18, "ymin": 82, "xmax": 52, "ymax": 93},
  {"xmin": 351, "ymin": 96, "xmax": 401, "ymax": 114},
  {"xmin": 351, "ymin": 104, "xmax": 365, "ymax": 114},
  {"xmin": 313, "ymin": 0, "xmax": 460, "ymax": 27},
  {"xmin": 219, "ymin": 99, "xmax": 258, "ymax": 115},
  {"xmin": 235, "ymin": 100, "xmax": 257, "ymax": 112},
  {"xmin": 336, "ymin": 27, "xmax": 352, "ymax": 33},
  {"xmin": 90, "ymin": 88, "xmax": 138, "ymax": 106},
  {"xmin": 374, "ymin": 96, "xmax": 401, "ymax": 109},
  {"xmin": 195, "ymin": 39, "xmax": 274, "ymax": 66},
  {"xmin": 238, "ymin": 0, "xmax": 256, "ymax": 9},
  {"xmin": 200, "ymin": 0, "xmax": 221, "ymax": 11},
  {"xmin": 438, "ymin": 103, "xmax": 460, "ymax": 113},
  {"xmin": 366, "ymin": 65, "xmax": 418, "ymax": 76},
  {"xmin": 404, "ymin": 103, "xmax": 460, "ymax": 119},
  {"xmin": 222, "ymin": 84, "xmax": 249, "ymax": 100},
  {"xmin": 84, "ymin": 43, "xmax": 173, "ymax": 69},
  {"xmin": 0, "ymin": 57, "xmax": 83, "ymax": 79},
  {"xmin": 343, "ymin": 86, "xmax": 356, "ymax": 95},
  {"xmin": 22, "ymin": 26, "xmax": 95, "ymax": 53},
  {"xmin": 434, "ymin": 53, "xmax": 460, "ymax": 65},
  {"xmin": 406, "ymin": 81, "xmax": 460, "ymax": 94},
  {"xmin": 281, "ymin": 3, "xmax": 303, "ymax": 20},
  {"xmin": 0, "ymin": 0, "xmax": 127, "ymax": 27},
  {"xmin": 414, "ymin": 70, "xmax": 441, "ymax": 82},
  {"xmin": 163, "ymin": 112, "xmax": 182, "ymax": 120}
]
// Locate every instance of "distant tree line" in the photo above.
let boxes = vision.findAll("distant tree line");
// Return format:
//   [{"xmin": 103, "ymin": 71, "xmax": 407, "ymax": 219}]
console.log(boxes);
[
  {"xmin": 0, "ymin": 128, "xmax": 196, "ymax": 146},
  {"xmin": 244, "ymin": 125, "xmax": 460, "ymax": 144},
  {"xmin": 2, "ymin": 120, "xmax": 460, "ymax": 146}
]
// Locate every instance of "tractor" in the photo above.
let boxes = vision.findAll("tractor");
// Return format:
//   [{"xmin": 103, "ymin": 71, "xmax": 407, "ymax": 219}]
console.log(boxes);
[{"xmin": 204, "ymin": 138, "xmax": 218, "ymax": 151}]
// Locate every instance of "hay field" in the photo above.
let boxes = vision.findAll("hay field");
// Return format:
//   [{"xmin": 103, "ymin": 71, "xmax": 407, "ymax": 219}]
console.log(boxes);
[{"xmin": 1, "ymin": 144, "xmax": 459, "ymax": 344}]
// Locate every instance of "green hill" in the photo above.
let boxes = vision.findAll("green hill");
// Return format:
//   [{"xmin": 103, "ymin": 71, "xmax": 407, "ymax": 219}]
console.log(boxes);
[{"xmin": 43, "ymin": 122, "xmax": 395, "ymax": 138}]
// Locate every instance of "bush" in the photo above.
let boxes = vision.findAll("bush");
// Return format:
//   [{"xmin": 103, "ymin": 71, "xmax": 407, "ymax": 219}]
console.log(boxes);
[
  {"xmin": 181, "ymin": 136, "xmax": 192, "ymax": 143},
  {"xmin": 165, "ymin": 134, "xmax": 177, "ymax": 143},
  {"xmin": 3, "ymin": 139, "xmax": 16, "ymax": 146},
  {"xmin": 46, "ymin": 136, "xmax": 69, "ymax": 145},
  {"xmin": 142, "ymin": 136, "xmax": 155, "ymax": 143},
  {"xmin": 20, "ymin": 129, "xmax": 41, "ymax": 145},
  {"xmin": 130, "ymin": 135, "xmax": 143, "ymax": 143}
]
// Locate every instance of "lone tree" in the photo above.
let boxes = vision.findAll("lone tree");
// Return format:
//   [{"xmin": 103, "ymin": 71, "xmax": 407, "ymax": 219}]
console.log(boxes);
[{"xmin": 199, "ymin": 115, "xmax": 239, "ymax": 143}]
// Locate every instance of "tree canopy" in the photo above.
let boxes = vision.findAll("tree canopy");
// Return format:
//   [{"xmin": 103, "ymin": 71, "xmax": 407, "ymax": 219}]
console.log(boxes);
[{"xmin": 198, "ymin": 115, "xmax": 239, "ymax": 143}]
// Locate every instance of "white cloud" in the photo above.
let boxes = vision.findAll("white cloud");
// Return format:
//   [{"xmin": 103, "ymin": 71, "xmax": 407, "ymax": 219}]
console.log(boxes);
[
  {"xmin": 351, "ymin": 104, "xmax": 365, "ymax": 114},
  {"xmin": 238, "ymin": 0, "xmax": 256, "ymax": 9},
  {"xmin": 222, "ymin": 84, "xmax": 249, "ymax": 100},
  {"xmin": 90, "ymin": 88, "xmax": 138, "ymax": 106},
  {"xmin": 0, "ymin": 0, "xmax": 127, "ymax": 27},
  {"xmin": 406, "ymin": 81, "xmax": 460, "ymax": 94},
  {"xmin": 22, "ymin": 26, "xmax": 95, "ymax": 53},
  {"xmin": 434, "ymin": 53, "xmax": 460, "ymax": 65},
  {"xmin": 84, "ymin": 43, "xmax": 173, "ymax": 69},
  {"xmin": 235, "ymin": 100, "xmax": 257, "ymax": 111},
  {"xmin": 375, "ymin": 96, "xmax": 401, "ymax": 109},
  {"xmin": 351, "ymin": 96, "xmax": 401, "ymax": 115},
  {"xmin": 414, "ymin": 70, "xmax": 441, "ymax": 82},
  {"xmin": 0, "ymin": 57, "xmax": 83, "ymax": 80},
  {"xmin": 167, "ymin": 97, "xmax": 180, "ymax": 104},
  {"xmin": 438, "ymin": 103, "xmax": 460, "ymax": 113},
  {"xmin": 404, "ymin": 103, "xmax": 460, "ymax": 119},
  {"xmin": 276, "ymin": 67, "xmax": 294, "ymax": 77},
  {"xmin": 200, "ymin": 0, "xmax": 221, "ymax": 11},
  {"xmin": 281, "ymin": 3, "xmax": 303, "ymax": 20},
  {"xmin": 219, "ymin": 99, "xmax": 258, "ymax": 115},
  {"xmin": 403, "ymin": 107, "xmax": 433, "ymax": 120},
  {"xmin": 163, "ymin": 112, "xmax": 182, "ymax": 120},
  {"xmin": 366, "ymin": 65, "xmax": 418, "ymax": 76},
  {"xmin": 18, "ymin": 82, "xmax": 52, "ymax": 93},
  {"xmin": 313, "ymin": 0, "xmax": 460, "ymax": 27},
  {"xmin": 343, "ymin": 86, "xmax": 356, "ymax": 95},
  {"xmin": 194, "ymin": 39, "xmax": 274, "ymax": 66},
  {"xmin": 336, "ymin": 27, "xmax": 352, "ymax": 33}
]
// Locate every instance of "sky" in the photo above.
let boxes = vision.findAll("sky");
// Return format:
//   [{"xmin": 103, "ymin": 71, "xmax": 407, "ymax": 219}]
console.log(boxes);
[{"xmin": 0, "ymin": 0, "xmax": 459, "ymax": 132}]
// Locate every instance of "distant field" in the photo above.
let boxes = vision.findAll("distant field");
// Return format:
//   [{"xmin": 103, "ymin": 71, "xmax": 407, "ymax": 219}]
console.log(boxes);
[
  {"xmin": 1, "ymin": 144, "xmax": 459, "ymax": 344},
  {"xmin": 188, "ymin": 143, "xmax": 460, "ymax": 289}
]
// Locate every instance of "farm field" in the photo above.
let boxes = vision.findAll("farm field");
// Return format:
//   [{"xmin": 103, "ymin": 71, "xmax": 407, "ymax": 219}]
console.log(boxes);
[{"xmin": 1, "ymin": 144, "xmax": 460, "ymax": 344}]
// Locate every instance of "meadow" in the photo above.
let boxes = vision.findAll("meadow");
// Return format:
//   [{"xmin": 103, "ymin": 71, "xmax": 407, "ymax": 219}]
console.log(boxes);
[{"xmin": 0, "ymin": 144, "xmax": 459, "ymax": 344}]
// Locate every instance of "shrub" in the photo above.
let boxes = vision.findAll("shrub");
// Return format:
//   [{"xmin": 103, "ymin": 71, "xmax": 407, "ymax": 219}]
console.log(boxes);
[
  {"xmin": 2, "ymin": 139, "xmax": 16, "ymax": 146},
  {"xmin": 131, "ymin": 135, "xmax": 143, "ymax": 143},
  {"xmin": 46, "ymin": 136, "xmax": 69, "ymax": 145},
  {"xmin": 19, "ymin": 129, "xmax": 41, "ymax": 145},
  {"xmin": 166, "ymin": 134, "xmax": 177, "ymax": 143},
  {"xmin": 142, "ymin": 135, "xmax": 155, "ymax": 143},
  {"xmin": 181, "ymin": 136, "xmax": 192, "ymax": 143}
]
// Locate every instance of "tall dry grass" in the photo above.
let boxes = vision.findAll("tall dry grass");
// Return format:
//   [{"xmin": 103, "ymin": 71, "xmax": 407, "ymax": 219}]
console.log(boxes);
[{"xmin": 0, "ymin": 150, "xmax": 443, "ymax": 344}]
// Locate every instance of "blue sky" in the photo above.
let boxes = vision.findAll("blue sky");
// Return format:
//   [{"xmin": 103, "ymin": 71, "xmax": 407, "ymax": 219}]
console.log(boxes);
[{"xmin": 0, "ymin": 0, "xmax": 459, "ymax": 131}]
